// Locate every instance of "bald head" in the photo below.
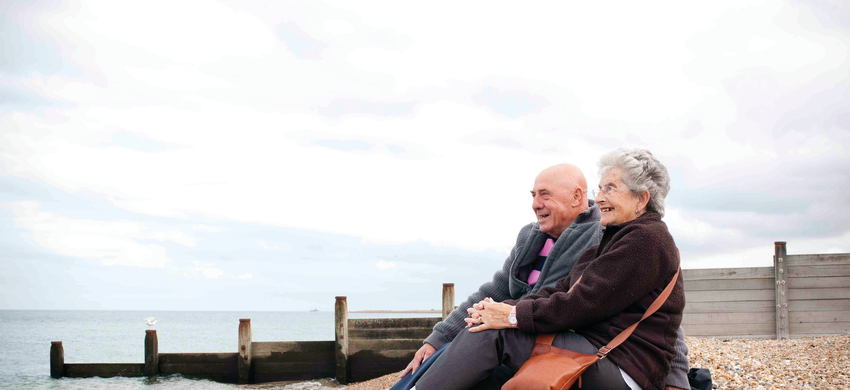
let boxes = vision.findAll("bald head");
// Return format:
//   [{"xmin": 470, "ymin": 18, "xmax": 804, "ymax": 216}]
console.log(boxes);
[{"xmin": 530, "ymin": 164, "xmax": 589, "ymax": 238}]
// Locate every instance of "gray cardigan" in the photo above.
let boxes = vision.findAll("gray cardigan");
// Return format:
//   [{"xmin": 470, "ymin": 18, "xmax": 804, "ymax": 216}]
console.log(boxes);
[{"xmin": 423, "ymin": 201, "xmax": 691, "ymax": 389}]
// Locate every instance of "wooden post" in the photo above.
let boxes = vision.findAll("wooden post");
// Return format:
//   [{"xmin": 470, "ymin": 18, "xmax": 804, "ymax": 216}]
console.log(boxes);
[
  {"xmin": 774, "ymin": 241, "xmax": 790, "ymax": 339},
  {"xmin": 144, "ymin": 330, "xmax": 158, "ymax": 376},
  {"xmin": 442, "ymin": 283, "xmax": 455, "ymax": 321},
  {"xmin": 50, "ymin": 341, "xmax": 64, "ymax": 379},
  {"xmin": 334, "ymin": 296, "xmax": 349, "ymax": 384},
  {"xmin": 238, "ymin": 318, "xmax": 252, "ymax": 384}
]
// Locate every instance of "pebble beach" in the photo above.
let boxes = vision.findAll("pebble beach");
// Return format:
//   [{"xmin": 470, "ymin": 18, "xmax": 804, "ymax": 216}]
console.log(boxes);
[{"xmin": 278, "ymin": 334, "xmax": 850, "ymax": 390}]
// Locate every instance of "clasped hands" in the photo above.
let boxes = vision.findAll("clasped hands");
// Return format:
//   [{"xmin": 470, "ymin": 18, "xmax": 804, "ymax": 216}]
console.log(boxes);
[{"xmin": 465, "ymin": 297, "xmax": 514, "ymax": 332}]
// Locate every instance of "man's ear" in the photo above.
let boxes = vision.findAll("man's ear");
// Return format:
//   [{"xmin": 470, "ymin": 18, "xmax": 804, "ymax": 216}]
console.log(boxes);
[{"xmin": 572, "ymin": 187, "xmax": 583, "ymax": 207}]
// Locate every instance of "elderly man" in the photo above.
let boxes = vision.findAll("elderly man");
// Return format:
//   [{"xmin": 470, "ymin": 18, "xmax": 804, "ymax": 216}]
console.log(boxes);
[{"xmin": 400, "ymin": 164, "xmax": 690, "ymax": 390}]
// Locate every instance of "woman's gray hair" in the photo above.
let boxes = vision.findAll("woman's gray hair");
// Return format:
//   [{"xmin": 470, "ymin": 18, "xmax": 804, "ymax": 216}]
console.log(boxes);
[{"xmin": 598, "ymin": 148, "xmax": 671, "ymax": 217}]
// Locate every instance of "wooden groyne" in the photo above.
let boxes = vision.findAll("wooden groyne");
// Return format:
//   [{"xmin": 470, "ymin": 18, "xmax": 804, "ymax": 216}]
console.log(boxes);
[
  {"xmin": 50, "ymin": 242, "xmax": 849, "ymax": 384},
  {"xmin": 50, "ymin": 285, "xmax": 456, "ymax": 384}
]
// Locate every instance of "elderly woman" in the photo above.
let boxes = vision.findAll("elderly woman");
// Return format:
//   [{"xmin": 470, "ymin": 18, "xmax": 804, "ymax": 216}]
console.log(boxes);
[{"xmin": 413, "ymin": 149, "xmax": 685, "ymax": 390}]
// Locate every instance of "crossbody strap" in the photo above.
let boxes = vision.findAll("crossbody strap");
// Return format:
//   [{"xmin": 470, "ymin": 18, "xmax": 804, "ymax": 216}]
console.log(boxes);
[
  {"xmin": 597, "ymin": 268, "xmax": 680, "ymax": 358},
  {"xmin": 535, "ymin": 268, "xmax": 680, "ymax": 361}
]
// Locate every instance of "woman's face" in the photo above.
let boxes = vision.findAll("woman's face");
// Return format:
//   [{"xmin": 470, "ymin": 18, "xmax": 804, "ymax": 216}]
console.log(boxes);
[{"xmin": 595, "ymin": 168, "xmax": 643, "ymax": 226}]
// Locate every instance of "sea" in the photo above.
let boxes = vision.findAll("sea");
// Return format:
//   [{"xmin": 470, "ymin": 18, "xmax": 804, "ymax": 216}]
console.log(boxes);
[{"xmin": 0, "ymin": 310, "xmax": 439, "ymax": 390}]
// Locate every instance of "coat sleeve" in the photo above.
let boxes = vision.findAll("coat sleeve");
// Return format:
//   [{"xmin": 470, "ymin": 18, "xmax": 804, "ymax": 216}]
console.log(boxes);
[
  {"xmin": 424, "ymin": 224, "xmax": 532, "ymax": 349},
  {"xmin": 514, "ymin": 224, "xmax": 674, "ymax": 334},
  {"xmin": 665, "ymin": 326, "xmax": 691, "ymax": 388}
]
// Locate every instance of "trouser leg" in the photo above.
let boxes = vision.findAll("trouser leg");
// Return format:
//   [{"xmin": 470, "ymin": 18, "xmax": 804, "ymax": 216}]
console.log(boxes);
[
  {"xmin": 468, "ymin": 364, "xmax": 516, "ymax": 390},
  {"xmin": 415, "ymin": 327, "xmax": 535, "ymax": 390},
  {"xmin": 554, "ymin": 332, "xmax": 630, "ymax": 390}
]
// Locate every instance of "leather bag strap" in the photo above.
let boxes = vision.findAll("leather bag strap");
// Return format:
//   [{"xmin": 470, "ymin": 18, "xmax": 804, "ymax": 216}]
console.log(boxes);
[{"xmin": 598, "ymin": 268, "xmax": 680, "ymax": 357}]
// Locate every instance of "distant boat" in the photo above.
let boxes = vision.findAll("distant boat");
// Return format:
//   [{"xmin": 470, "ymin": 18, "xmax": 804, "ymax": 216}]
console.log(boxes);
[{"xmin": 310, "ymin": 309, "xmax": 319, "ymax": 312}]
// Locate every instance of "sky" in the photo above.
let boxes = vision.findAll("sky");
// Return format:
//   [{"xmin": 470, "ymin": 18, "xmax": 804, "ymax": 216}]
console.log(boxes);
[{"xmin": 1, "ymin": 0, "xmax": 848, "ymax": 312}]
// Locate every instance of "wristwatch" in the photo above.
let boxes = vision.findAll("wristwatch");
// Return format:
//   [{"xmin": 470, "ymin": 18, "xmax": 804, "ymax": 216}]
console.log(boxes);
[{"xmin": 508, "ymin": 306, "xmax": 517, "ymax": 328}]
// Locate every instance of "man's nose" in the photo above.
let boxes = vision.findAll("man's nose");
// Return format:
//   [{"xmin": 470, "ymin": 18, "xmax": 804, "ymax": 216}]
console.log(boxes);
[{"xmin": 531, "ymin": 196, "xmax": 542, "ymax": 210}]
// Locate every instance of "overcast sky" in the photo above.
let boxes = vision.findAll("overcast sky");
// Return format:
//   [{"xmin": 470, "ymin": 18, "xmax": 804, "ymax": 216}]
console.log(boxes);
[{"xmin": 1, "ymin": 0, "xmax": 848, "ymax": 312}]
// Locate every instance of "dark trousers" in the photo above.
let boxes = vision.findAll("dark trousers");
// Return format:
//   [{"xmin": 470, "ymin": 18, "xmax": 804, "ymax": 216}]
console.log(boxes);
[{"xmin": 416, "ymin": 328, "xmax": 630, "ymax": 390}]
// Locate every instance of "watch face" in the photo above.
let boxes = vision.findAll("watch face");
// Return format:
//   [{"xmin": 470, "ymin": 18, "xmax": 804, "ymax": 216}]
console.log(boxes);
[{"xmin": 508, "ymin": 314, "xmax": 517, "ymax": 324}]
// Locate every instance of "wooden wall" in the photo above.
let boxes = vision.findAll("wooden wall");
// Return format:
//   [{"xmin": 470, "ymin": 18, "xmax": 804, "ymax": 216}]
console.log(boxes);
[
  {"xmin": 786, "ymin": 253, "xmax": 850, "ymax": 337},
  {"xmin": 252, "ymin": 341, "xmax": 336, "ymax": 383},
  {"xmin": 682, "ymin": 245, "xmax": 850, "ymax": 339},
  {"xmin": 682, "ymin": 267, "xmax": 776, "ymax": 338},
  {"xmin": 347, "ymin": 317, "xmax": 440, "ymax": 383}
]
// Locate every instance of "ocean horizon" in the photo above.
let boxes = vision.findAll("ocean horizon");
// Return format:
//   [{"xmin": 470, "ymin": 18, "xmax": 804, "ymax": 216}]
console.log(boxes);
[{"xmin": 0, "ymin": 310, "xmax": 439, "ymax": 389}]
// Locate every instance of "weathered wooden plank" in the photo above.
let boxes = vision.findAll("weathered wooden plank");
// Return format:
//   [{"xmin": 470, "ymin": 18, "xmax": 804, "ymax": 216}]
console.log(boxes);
[
  {"xmin": 157, "ymin": 352, "xmax": 237, "ymax": 383},
  {"xmin": 788, "ymin": 299, "xmax": 850, "ymax": 312},
  {"xmin": 789, "ymin": 322, "xmax": 850, "ymax": 335},
  {"xmin": 775, "ymin": 242, "xmax": 790, "ymax": 339},
  {"xmin": 787, "ymin": 276, "xmax": 850, "ymax": 289},
  {"xmin": 683, "ymin": 267, "xmax": 773, "ymax": 281},
  {"xmin": 788, "ymin": 265, "xmax": 850, "ymax": 278},
  {"xmin": 684, "ymin": 278, "xmax": 774, "ymax": 292},
  {"xmin": 443, "ymin": 283, "xmax": 455, "ymax": 321},
  {"xmin": 788, "ymin": 288, "xmax": 850, "ymax": 301},
  {"xmin": 335, "ymin": 296, "xmax": 349, "ymax": 384},
  {"xmin": 348, "ymin": 317, "xmax": 441, "ymax": 329},
  {"xmin": 158, "ymin": 363, "xmax": 235, "ymax": 375},
  {"xmin": 786, "ymin": 254, "xmax": 850, "ymax": 266},
  {"xmin": 681, "ymin": 312, "xmax": 774, "ymax": 325},
  {"xmin": 684, "ymin": 300, "xmax": 775, "ymax": 314},
  {"xmin": 252, "ymin": 341, "xmax": 335, "ymax": 357},
  {"xmin": 158, "ymin": 353, "xmax": 238, "ymax": 364},
  {"xmin": 252, "ymin": 351, "xmax": 334, "ymax": 364},
  {"xmin": 349, "ymin": 350, "xmax": 413, "ymax": 383},
  {"xmin": 50, "ymin": 342, "xmax": 64, "ymax": 379},
  {"xmin": 253, "ymin": 361, "xmax": 335, "ymax": 383},
  {"xmin": 685, "ymin": 289, "xmax": 774, "ymax": 303},
  {"xmin": 238, "ymin": 319, "xmax": 251, "ymax": 384},
  {"xmin": 349, "ymin": 327, "xmax": 433, "ymax": 340},
  {"xmin": 349, "ymin": 339, "xmax": 423, "ymax": 354},
  {"xmin": 64, "ymin": 363, "xmax": 145, "ymax": 378},
  {"xmin": 145, "ymin": 330, "xmax": 158, "ymax": 376},
  {"xmin": 252, "ymin": 360, "xmax": 336, "ymax": 375},
  {"xmin": 682, "ymin": 322, "xmax": 775, "ymax": 336},
  {"xmin": 789, "ymin": 311, "xmax": 850, "ymax": 324}
]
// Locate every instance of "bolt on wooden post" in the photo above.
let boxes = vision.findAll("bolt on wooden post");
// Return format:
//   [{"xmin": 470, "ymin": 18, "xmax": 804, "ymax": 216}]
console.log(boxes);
[
  {"xmin": 145, "ymin": 330, "xmax": 159, "ymax": 376},
  {"xmin": 50, "ymin": 341, "xmax": 64, "ymax": 379},
  {"xmin": 238, "ymin": 319, "xmax": 252, "ymax": 384},
  {"xmin": 774, "ymin": 241, "xmax": 790, "ymax": 339},
  {"xmin": 334, "ymin": 296, "xmax": 349, "ymax": 384},
  {"xmin": 442, "ymin": 283, "xmax": 455, "ymax": 321}
]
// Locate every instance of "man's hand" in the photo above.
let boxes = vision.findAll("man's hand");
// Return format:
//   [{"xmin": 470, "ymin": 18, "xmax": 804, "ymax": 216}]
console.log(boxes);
[
  {"xmin": 465, "ymin": 299, "xmax": 514, "ymax": 332},
  {"xmin": 399, "ymin": 343, "xmax": 437, "ymax": 378}
]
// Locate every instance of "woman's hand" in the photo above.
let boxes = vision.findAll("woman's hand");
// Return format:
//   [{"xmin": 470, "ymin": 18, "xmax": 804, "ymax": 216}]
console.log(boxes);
[{"xmin": 464, "ymin": 298, "xmax": 514, "ymax": 332}]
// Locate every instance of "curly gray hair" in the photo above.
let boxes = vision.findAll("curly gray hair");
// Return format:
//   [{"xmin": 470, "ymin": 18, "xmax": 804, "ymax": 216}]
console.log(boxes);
[{"xmin": 598, "ymin": 148, "xmax": 670, "ymax": 217}]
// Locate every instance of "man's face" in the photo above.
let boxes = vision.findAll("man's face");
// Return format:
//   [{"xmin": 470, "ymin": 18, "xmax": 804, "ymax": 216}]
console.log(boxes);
[{"xmin": 531, "ymin": 170, "xmax": 575, "ymax": 238}]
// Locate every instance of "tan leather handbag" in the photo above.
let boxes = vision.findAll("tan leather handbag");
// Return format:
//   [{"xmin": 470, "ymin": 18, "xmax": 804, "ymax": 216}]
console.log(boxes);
[{"xmin": 502, "ymin": 269, "xmax": 680, "ymax": 390}]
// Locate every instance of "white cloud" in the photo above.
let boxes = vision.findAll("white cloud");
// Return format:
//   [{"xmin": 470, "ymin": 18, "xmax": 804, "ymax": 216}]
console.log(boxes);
[
  {"xmin": 64, "ymin": 0, "xmax": 276, "ymax": 64},
  {"xmin": 125, "ymin": 66, "xmax": 233, "ymax": 91},
  {"xmin": 5, "ymin": 201, "xmax": 195, "ymax": 268},
  {"xmin": 193, "ymin": 261, "xmax": 224, "ymax": 279},
  {"xmin": 192, "ymin": 224, "xmax": 222, "ymax": 233},
  {"xmin": 237, "ymin": 273, "xmax": 253, "ymax": 280},
  {"xmin": 1, "ymin": 0, "xmax": 848, "ymax": 270},
  {"xmin": 375, "ymin": 260, "xmax": 397, "ymax": 270},
  {"xmin": 324, "ymin": 19, "xmax": 355, "ymax": 35}
]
